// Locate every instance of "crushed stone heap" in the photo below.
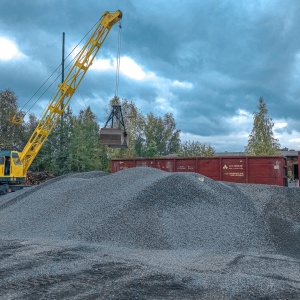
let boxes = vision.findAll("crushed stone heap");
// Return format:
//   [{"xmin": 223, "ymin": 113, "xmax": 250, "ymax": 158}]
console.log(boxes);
[{"xmin": 0, "ymin": 167, "xmax": 299, "ymax": 258}]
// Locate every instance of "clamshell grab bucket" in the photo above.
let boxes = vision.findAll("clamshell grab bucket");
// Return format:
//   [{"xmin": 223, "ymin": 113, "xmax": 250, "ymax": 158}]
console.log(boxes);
[{"xmin": 99, "ymin": 128, "xmax": 128, "ymax": 148}]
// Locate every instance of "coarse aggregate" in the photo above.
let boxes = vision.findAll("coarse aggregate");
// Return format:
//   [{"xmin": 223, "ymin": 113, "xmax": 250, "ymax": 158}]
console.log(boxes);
[{"xmin": 0, "ymin": 167, "xmax": 299, "ymax": 299}]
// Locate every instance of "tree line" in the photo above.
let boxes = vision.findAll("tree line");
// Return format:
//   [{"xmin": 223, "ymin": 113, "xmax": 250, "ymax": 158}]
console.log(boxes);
[
  {"xmin": 0, "ymin": 89, "xmax": 215, "ymax": 175},
  {"xmin": 0, "ymin": 89, "xmax": 281, "ymax": 175}
]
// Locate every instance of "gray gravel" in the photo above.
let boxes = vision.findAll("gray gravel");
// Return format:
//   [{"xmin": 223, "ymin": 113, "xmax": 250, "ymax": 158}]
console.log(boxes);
[{"xmin": 0, "ymin": 167, "xmax": 299, "ymax": 299}]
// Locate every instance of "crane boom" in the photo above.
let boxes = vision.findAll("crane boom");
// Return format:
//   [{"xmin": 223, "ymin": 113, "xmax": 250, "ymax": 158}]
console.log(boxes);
[{"xmin": 19, "ymin": 10, "xmax": 122, "ymax": 175}]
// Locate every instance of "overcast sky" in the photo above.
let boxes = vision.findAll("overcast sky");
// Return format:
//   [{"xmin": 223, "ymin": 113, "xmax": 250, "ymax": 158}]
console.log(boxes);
[{"xmin": 1, "ymin": 0, "xmax": 300, "ymax": 152}]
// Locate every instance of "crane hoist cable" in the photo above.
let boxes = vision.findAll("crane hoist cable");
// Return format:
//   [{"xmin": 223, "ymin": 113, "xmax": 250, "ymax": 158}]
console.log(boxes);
[
  {"xmin": 114, "ymin": 20, "xmax": 122, "ymax": 98},
  {"xmin": 100, "ymin": 19, "xmax": 128, "ymax": 148},
  {"xmin": 12, "ymin": 18, "xmax": 101, "ymax": 125}
]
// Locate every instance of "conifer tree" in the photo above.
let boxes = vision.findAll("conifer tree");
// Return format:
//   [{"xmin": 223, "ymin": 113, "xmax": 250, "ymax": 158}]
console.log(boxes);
[
  {"xmin": 67, "ymin": 106, "xmax": 108, "ymax": 172},
  {"xmin": 245, "ymin": 97, "xmax": 280, "ymax": 155}
]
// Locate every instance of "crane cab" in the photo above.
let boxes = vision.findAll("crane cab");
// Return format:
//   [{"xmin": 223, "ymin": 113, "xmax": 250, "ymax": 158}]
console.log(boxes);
[{"xmin": 0, "ymin": 150, "xmax": 25, "ymax": 184}]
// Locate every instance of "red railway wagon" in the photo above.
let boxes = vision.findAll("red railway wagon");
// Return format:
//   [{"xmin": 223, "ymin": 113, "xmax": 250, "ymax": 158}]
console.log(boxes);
[{"xmin": 111, "ymin": 156, "xmax": 288, "ymax": 186}]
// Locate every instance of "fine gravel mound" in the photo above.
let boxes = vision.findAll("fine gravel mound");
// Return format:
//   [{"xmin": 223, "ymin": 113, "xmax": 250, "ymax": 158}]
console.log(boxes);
[
  {"xmin": 0, "ymin": 167, "xmax": 300, "ymax": 299},
  {"xmin": 0, "ymin": 167, "xmax": 299, "ymax": 256}
]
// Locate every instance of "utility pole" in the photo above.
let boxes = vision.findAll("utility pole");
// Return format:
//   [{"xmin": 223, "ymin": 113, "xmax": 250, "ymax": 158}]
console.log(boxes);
[
  {"xmin": 61, "ymin": 32, "xmax": 65, "ymax": 126},
  {"xmin": 60, "ymin": 32, "xmax": 65, "ymax": 151}
]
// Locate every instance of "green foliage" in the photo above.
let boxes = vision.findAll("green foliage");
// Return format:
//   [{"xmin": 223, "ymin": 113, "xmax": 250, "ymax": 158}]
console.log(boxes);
[
  {"xmin": 142, "ymin": 112, "xmax": 180, "ymax": 157},
  {"xmin": 245, "ymin": 97, "xmax": 280, "ymax": 155},
  {"xmin": 0, "ymin": 89, "xmax": 25, "ymax": 150},
  {"xmin": 178, "ymin": 141, "xmax": 215, "ymax": 157},
  {"xmin": 67, "ymin": 106, "xmax": 109, "ymax": 173},
  {"xmin": 2, "ymin": 89, "xmax": 216, "ymax": 174},
  {"xmin": 28, "ymin": 113, "xmax": 52, "ymax": 172},
  {"xmin": 138, "ymin": 141, "xmax": 158, "ymax": 158},
  {"xmin": 30, "ymin": 106, "xmax": 109, "ymax": 174},
  {"xmin": 103, "ymin": 98, "xmax": 181, "ymax": 159},
  {"xmin": 54, "ymin": 106, "xmax": 75, "ymax": 174}
]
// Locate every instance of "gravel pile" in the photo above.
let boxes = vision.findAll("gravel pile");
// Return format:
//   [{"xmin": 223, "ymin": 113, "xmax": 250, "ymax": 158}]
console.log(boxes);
[
  {"xmin": 0, "ymin": 167, "xmax": 299, "ymax": 256},
  {"xmin": 0, "ymin": 167, "xmax": 299, "ymax": 299}
]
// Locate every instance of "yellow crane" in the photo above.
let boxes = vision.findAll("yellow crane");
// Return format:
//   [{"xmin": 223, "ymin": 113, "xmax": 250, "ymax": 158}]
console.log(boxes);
[{"xmin": 0, "ymin": 10, "xmax": 122, "ymax": 194}]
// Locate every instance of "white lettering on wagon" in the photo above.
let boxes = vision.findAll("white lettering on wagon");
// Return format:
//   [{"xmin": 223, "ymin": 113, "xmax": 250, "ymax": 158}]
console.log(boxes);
[
  {"xmin": 223, "ymin": 172, "xmax": 244, "ymax": 177},
  {"xmin": 223, "ymin": 164, "xmax": 244, "ymax": 170}
]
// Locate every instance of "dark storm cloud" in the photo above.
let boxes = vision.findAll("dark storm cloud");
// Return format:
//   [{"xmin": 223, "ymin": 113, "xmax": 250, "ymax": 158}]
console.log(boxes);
[{"xmin": 1, "ymin": 0, "xmax": 300, "ymax": 151}]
